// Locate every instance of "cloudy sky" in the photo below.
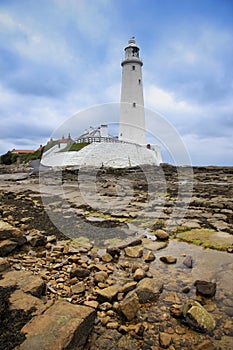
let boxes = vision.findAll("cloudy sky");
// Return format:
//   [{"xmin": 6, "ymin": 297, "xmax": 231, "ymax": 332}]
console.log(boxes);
[{"xmin": 0, "ymin": 0, "xmax": 232, "ymax": 165}]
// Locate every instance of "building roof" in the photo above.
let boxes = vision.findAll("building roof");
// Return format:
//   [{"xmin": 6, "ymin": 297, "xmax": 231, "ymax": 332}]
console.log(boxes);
[{"xmin": 12, "ymin": 149, "xmax": 35, "ymax": 154}]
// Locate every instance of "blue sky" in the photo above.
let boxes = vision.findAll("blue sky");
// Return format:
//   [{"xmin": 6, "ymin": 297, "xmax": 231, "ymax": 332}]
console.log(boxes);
[{"xmin": 0, "ymin": 0, "xmax": 232, "ymax": 165}]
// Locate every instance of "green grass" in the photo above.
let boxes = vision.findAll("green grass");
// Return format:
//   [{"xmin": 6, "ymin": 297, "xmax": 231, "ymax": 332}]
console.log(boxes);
[{"xmin": 59, "ymin": 142, "xmax": 89, "ymax": 152}]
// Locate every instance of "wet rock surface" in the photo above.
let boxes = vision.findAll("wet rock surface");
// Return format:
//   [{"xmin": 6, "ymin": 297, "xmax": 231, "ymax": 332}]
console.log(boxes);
[{"xmin": 0, "ymin": 164, "xmax": 232, "ymax": 349}]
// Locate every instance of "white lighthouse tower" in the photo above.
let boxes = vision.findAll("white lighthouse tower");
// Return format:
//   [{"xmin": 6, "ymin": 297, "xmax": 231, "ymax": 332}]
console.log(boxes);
[{"xmin": 119, "ymin": 37, "xmax": 146, "ymax": 145}]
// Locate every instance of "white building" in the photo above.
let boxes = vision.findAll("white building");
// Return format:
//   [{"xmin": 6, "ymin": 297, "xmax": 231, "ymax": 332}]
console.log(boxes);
[{"xmin": 119, "ymin": 37, "xmax": 146, "ymax": 145}]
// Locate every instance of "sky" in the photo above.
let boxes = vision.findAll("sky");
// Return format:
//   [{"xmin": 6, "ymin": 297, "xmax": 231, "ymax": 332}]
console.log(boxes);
[{"xmin": 0, "ymin": 0, "xmax": 232, "ymax": 165}]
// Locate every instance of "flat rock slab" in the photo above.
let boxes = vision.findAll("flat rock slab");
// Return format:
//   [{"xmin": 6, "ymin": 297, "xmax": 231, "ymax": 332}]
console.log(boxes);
[
  {"xmin": 142, "ymin": 239, "xmax": 168, "ymax": 251},
  {"xmin": 0, "ymin": 270, "xmax": 46, "ymax": 298},
  {"xmin": 18, "ymin": 300, "xmax": 96, "ymax": 350}
]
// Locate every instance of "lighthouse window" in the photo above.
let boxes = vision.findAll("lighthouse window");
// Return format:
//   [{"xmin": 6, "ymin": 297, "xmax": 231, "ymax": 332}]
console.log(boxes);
[
  {"xmin": 132, "ymin": 65, "xmax": 135, "ymax": 70},
  {"xmin": 133, "ymin": 102, "xmax": 136, "ymax": 108},
  {"xmin": 138, "ymin": 79, "xmax": 141, "ymax": 85}
]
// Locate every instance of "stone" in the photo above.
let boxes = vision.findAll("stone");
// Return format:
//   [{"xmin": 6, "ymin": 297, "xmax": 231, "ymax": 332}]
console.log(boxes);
[
  {"xmin": 159, "ymin": 332, "xmax": 172, "ymax": 348},
  {"xmin": 182, "ymin": 299, "xmax": 216, "ymax": 333},
  {"xmin": 83, "ymin": 300, "xmax": 99, "ymax": 309},
  {"xmin": 101, "ymin": 253, "xmax": 113, "ymax": 262},
  {"xmin": 135, "ymin": 278, "xmax": 163, "ymax": 304},
  {"xmin": 19, "ymin": 300, "xmax": 96, "ymax": 350},
  {"xmin": 106, "ymin": 246, "xmax": 121, "ymax": 257},
  {"xmin": 118, "ymin": 292, "xmax": 140, "ymax": 321},
  {"xmin": 142, "ymin": 240, "xmax": 168, "ymax": 251},
  {"xmin": 0, "ymin": 220, "xmax": 26, "ymax": 245},
  {"xmin": 143, "ymin": 251, "xmax": 155, "ymax": 262},
  {"xmin": 9, "ymin": 290, "xmax": 48, "ymax": 316},
  {"xmin": 113, "ymin": 237, "xmax": 142, "ymax": 249},
  {"xmin": 71, "ymin": 281, "xmax": 86, "ymax": 294},
  {"xmin": 196, "ymin": 340, "xmax": 216, "ymax": 350},
  {"xmin": 0, "ymin": 239, "xmax": 18, "ymax": 256},
  {"xmin": 0, "ymin": 257, "xmax": 10, "ymax": 271},
  {"xmin": 106, "ymin": 321, "xmax": 119, "ymax": 329},
  {"xmin": 94, "ymin": 271, "xmax": 108, "ymax": 283},
  {"xmin": 154, "ymin": 229, "xmax": 169, "ymax": 241},
  {"xmin": 117, "ymin": 336, "xmax": 138, "ymax": 350},
  {"xmin": 0, "ymin": 270, "xmax": 46, "ymax": 298},
  {"xmin": 70, "ymin": 267, "xmax": 90, "ymax": 279},
  {"xmin": 134, "ymin": 268, "xmax": 146, "ymax": 281},
  {"xmin": 99, "ymin": 302, "xmax": 112, "ymax": 311},
  {"xmin": 169, "ymin": 304, "xmax": 183, "ymax": 318},
  {"xmin": 96, "ymin": 285, "xmax": 120, "ymax": 302},
  {"xmin": 125, "ymin": 245, "xmax": 143, "ymax": 258},
  {"xmin": 27, "ymin": 231, "xmax": 47, "ymax": 247},
  {"xmin": 194, "ymin": 280, "xmax": 216, "ymax": 297},
  {"xmin": 120, "ymin": 281, "xmax": 137, "ymax": 294},
  {"xmin": 183, "ymin": 255, "xmax": 193, "ymax": 268},
  {"xmin": 160, "ymin": 256, "xmax": 177, "ymax": 264}
]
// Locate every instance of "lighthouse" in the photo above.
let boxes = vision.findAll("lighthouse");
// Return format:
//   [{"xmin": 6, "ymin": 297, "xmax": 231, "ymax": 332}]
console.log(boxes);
[{"xmin": 119, "ymin": 37, "xmax": 146, "ymax": 145}]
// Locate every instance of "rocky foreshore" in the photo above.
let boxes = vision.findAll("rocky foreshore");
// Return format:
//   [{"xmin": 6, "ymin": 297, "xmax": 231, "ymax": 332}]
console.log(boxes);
[{"xmin": 0, "ymin": 164, "xmax": 232, "ymax": 349}]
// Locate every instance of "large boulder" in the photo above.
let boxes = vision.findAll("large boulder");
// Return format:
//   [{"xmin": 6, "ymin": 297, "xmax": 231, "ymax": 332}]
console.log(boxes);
[
  {"xmin": 135, "ymin": 277, "xmax": 163, "ymax": 303},
  {"xmin": 182, "ymin": 299, "xmax": 216, "ymax": 333},
  {"xmin": 18, "ymin": 300, "xmax": 96, "ymax": 350}
]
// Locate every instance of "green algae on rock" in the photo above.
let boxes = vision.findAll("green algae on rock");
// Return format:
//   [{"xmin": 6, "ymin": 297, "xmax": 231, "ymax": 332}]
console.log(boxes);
[{"xmin": 177, "ymin": 228, "xmax": 233, "ymax": 251}]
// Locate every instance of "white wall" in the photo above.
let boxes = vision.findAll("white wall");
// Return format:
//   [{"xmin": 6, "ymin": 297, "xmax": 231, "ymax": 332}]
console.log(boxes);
[{"xmin": 41, "ymin": 142, "xmax": 161, "ymax": 168}]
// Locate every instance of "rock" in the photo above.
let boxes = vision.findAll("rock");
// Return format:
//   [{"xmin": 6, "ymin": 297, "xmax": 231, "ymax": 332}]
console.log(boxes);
[
  {"xmin": 170, "ymin": 304, "xmax": 183, "ymax": 318},
  {"xmin": 71, "ymin": 281, "xmax": 86, "ymax": 294},
  {"xmin": 154, "ymin": 229, "xmax": 169, "ymax": 241},
  {"xmin": 135, "ymin": 278, "xmax": 163, "ymax": 303},
  {"xmin": 94, "ymin": 271, "xmax": 108, "ymax": 283},
  {"xmin": 27, "ymin": 230, "xmax": 47, "ymax": 247},
  {"xmin": 194, "ymin": 280, "xmax": 216, "ymax": 297},
  {"xmin": 182, "ymin": 286, "xmax": 191, "ymax": 294},
  {"xmin": 182, "ymin": 299, "xmax": 216, "ymax": 333},
  {"xmin": 106, "ymin": 246, "xmax": 121, "ymax": 257},
  {"xmin": 9, "ymin": 290, "xmax": 48, "ymax": 316},
  {"xmin": 70, "ymin": 268, "xmax": 90, "ymax": 279},
  {"xmin": 0, "ymin": 239, "xmax": 18, "ymax": 256},
  {"xmin": 83, "ymin": 300, "xmax": 99, "ymax": 309},
  {"xmin": 0, "ymin": 270, "xmax": 46, "ymax": 298},
  {"xmin": 46, "ymin": 235, "xmax": 57, "ymax": 243},
  {"xmin": 134, "ymin": 268, "xmax": 146, "ymax": 281},
  {"xmin": 96, "ymin": 285, "xmax": 120, "ymax": 302},
  {"xmin": 183, "ymin": 255, "xmax": 193, "ymax": 268},
  {"xmin": 142, "ymin": 240, "xmax": 168, "ymax": 251},
  {"xmin": 101, "ymin": 253, "xmax": 113, "ymax": 262},
  {"xmin": 159, "ymin": 332, "xmax": 172, "ymax": 348},
  {"xmin": 19, "ymin": 300, "xmax": 96, "ymax": 350},
  {"xmin": 113, "ymin": 237, "xmax": 142, "ymax": 249},
  {"xmin": 99, "ymin": 302, "xmax": 112, "ymax": 311},
  {"xmin": 0, "ymin": 220, "xmax": 26, "ymax": 245},
  {"xmin": 0, "ymin": 257, "xmax": 10, "ymax": 271},
  {"xmin": 106, "ymin": 321, "xmax": 119, "ymax": 329},
  {"xmin": 143, "ymin": 251, "xmax": 156, "ymax": 262},
  {"xmin": 196, "ymin": 340, "xmax": 216, "ymax": 350},
  {"xmin": 160, "ymin": 256, "xmax": 177, "ymax": 264},
  {"xmin": 125, "ymin": 245, "xmax": 143, "ymax": 258},
  {"xmin": 117, "ymin": 336, "xmax": 138, "ymax": 350},
  {"xmin": 118, "ymin": 292, "xmax": 140, "ymax": 321},
  {"xmin": 120, "ymin": 281, "xmax": 137, "ymax": 294}
]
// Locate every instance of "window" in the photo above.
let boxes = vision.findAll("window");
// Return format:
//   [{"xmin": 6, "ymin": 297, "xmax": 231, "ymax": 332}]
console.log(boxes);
[
  {"xmin": 133, "ymin": 102, "xmax": 136, "ymax": 108},
  {"xmin": 138, "ymin": 79, "xmax": 141, "ymax": 85},
  {"xmin": 132, "ymin": 65, "xmax": 135, "ymax": 70}
]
